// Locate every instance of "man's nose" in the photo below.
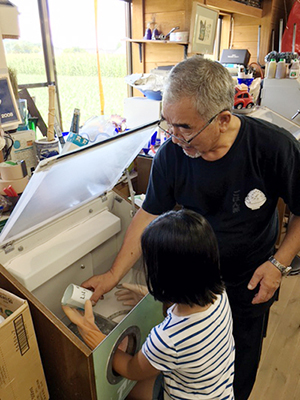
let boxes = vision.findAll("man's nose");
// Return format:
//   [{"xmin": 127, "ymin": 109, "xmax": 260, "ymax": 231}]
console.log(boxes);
[
  {"xmin": 171, "ymin": 126, "xmax": 181, "ymax": 138},
  {"xmin": 171, "ymin": 134, "xmax": 181, "ymax": 144}
]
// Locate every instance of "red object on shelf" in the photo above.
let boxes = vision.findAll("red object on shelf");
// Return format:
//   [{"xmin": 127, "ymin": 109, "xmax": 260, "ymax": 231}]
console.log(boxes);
[
  {"xmin": 234, "ymin": 88, "xmax": 254, "ymax": 110},
  {"xmin": 281, "ymin": 1, "xmax": 300, "ymax": 54}
]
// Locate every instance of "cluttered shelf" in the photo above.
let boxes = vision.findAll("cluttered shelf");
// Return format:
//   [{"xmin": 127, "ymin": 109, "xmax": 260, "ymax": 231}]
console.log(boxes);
[
  {"xmin": 125, "ymin": 38, "xmax": 189, "ymax": 45},
  {"xmin": 124, "ymin": 38, "xmax": 189, "ymax": 62},
  {"xmin": 205, "ymin": 0, "xmax": 263, "ymax": 18}
]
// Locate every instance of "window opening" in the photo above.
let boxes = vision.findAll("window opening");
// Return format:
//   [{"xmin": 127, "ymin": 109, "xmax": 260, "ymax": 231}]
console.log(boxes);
[{"xmin": 4, "ymin": 0, "xmax": 130, "ymax": 135}]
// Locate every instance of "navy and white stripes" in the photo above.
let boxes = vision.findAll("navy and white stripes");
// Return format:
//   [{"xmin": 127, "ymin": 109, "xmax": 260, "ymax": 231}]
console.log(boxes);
[{"xmin": 142, "ymin": 292, "xmax": 235, "ymax": 399}]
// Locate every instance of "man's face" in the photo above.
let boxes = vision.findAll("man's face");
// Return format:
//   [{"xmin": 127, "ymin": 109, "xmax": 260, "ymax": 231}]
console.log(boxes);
[{"xmin": 161, "ymin": 97, "xmax": 222, "ymax": 159}]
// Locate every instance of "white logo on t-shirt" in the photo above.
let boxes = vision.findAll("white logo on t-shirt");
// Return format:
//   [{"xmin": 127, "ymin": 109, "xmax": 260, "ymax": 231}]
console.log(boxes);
[{"xmin": 245, "ymin": 189, "xmax": 267, "ymax": 210}]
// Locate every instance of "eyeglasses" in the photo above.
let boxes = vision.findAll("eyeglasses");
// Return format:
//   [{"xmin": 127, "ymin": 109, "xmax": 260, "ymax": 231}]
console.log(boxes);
[{"xmin": 158, "ymin": 109, "xmax": 228, "ymax": 146}]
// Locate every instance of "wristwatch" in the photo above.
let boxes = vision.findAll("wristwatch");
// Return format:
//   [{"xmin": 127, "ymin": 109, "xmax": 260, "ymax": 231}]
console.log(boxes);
[{"xmin": 268, "ymin": 256, "xmax": 292, "ymax": 276}]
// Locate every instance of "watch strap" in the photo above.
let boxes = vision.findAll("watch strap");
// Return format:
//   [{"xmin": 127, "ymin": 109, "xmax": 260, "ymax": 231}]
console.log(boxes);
[{"xmin": 268, "ymin": 256, "xmax": 292, "ymax": 275}]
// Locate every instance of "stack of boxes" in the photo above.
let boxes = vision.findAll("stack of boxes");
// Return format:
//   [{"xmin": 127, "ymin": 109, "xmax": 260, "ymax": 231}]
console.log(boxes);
[{"xmin": 0, "ymin": 288, "xmax": 49, "ymax": 400}]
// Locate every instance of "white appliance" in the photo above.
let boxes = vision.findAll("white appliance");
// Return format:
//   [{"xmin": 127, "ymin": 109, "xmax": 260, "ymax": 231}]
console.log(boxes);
[
  {"xmin": 124, "ymin": 97, "xmax": 162, "ymax": 129},
  {"xmin": 261, "ymin": 78, "xmax": 300, "ymax": 126},
  {"xmin": 248, "ymin": 105, "xmax": 300, "ymax": 139},
  {"xmin": 0, "ymin": 121, "xmax": 163, "ymax": 400}
]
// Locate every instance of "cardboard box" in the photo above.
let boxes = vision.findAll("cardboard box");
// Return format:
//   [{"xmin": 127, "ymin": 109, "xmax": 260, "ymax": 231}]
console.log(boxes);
[
  {"xmin": 0, "ymin": 288, "xmax": 49, "ymax": 400},
  {"xmin": 123, "ymin": 97, "xmax": 161, "ymax": 129},
  {"xmin": 0, "ymin": 259, "xmax": 163, "ymax": 400}
]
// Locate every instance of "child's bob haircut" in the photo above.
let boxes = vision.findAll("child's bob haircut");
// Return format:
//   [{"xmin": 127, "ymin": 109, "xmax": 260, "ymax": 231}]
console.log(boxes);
[{"xmin": 141, "ymin": 209, "xmax": 224, "ymax": 307}]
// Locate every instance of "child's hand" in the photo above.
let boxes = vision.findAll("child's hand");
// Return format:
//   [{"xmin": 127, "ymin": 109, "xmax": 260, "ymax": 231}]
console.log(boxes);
[
  {"xmin": 62, "ymin": 300, "xmax": 106, "ymax": 349},
  {"xmin": 118, "ymin": 336, "xmax": 129, "ymax": 352},
  {"xmin": 115, "ymin": 283, "xmax": 148, "ymax": 307}
]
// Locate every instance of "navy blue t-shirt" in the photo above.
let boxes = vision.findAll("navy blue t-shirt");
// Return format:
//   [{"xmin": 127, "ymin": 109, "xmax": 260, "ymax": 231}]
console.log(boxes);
[{"xmin": 143, "ymin": 115, "xmax": 300, "ymax": 287}]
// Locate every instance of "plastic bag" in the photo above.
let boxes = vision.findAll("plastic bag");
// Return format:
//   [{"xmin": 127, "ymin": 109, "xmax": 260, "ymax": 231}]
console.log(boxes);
[
  {"xmin": 125, "ymin": 73, "xmax": 165, "ymax": 92},
  {"xmin": 79, "ymin": 116, "xmax": 118, "ymax": 143}
]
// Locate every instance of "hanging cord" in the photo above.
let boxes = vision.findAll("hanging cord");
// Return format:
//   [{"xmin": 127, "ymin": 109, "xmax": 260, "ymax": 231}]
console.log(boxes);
[
  {"xmin": 229, "ymin": 16, "xmax": 234, "ymax": 49},
  {"xmin": 283, "ymin": 0, "xmax": 288, "ymax": 27},
  {"xmin": 94, "ymin": 0, "xmax": 105, "ymax": 115},
  {"xmin": 249, "ymin": 62, "xmax": 264, "ymax": 78},
  {"xmin": 3, "ymin": 133, "xmax": 14, "ymax": 161},
  {"xmin": 125, "ymin": 168, "xmax": 137, "ymax": 217}
]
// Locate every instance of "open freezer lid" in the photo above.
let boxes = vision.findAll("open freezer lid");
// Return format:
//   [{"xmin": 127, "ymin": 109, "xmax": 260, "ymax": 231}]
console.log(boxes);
[
  {"xmin": 0, "ymin": 121, "xmax": 158, "ymax": 245},
  {"xmin": 248, "ymin": 106, "xmax": 300, "ymax": 138}
]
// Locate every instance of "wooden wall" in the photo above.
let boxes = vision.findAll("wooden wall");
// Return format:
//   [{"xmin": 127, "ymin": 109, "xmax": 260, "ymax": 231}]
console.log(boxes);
[
  {"xmin": 131, "ymin": 0, "xmax": 192, "ymax": 75},
  {"xmin": 131, "ymin": 0, "xmax": 295, "ymax": 76},
  {"xmin": 232, "ymin": 0, "xmax": 297, "ymax": 66}
]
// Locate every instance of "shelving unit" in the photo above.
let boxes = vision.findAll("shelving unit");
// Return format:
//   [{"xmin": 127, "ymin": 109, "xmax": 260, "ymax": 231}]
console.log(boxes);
[
  {"xmin": 206, "ymin": 0, "xmax": 263, "ymax": 17},
  {"xmin": 124, "ymin": 38, "xmax": 189, "ymax": 63}
]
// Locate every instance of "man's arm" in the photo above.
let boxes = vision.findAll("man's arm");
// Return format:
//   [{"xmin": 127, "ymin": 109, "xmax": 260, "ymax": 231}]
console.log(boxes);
[
  {"xmin": 82, "ymin": 207, "xmax": 158, "ymax": 303},
  {"xmin": 248, "ymin": 214, "xmax": 300, "ymax": 304}
]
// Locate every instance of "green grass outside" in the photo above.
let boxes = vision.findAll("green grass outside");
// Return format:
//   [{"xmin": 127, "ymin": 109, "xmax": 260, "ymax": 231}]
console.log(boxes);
[{"xmin": 6, "ymin": 53, "xmax": 128, "ymax": 132}]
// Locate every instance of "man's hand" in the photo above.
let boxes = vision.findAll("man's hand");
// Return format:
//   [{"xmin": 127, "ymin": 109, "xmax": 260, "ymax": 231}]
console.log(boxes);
[
  {"xmin": 115, "ymin": 283, "xmax": 148, "ymax": 307},
  {"xmin": 81, "ymin": 270, "xmax": 119, "ymax": 305},
  {"xmin": 62, "ymin": 300, "xmax": 106, "ymax": 349},
  {"xmin": 81, "ymin": 208, "xmax": 158, "ymax": 305},
  {"xmin": 247, "ymin": 261, "xmax": 282, "ymax": 304}
]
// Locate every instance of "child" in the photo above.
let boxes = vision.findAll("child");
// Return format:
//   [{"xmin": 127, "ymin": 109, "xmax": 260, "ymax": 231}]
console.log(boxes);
[{"xmin": 63, "ymin": 209, "xmax": 235, "ymax": 400}]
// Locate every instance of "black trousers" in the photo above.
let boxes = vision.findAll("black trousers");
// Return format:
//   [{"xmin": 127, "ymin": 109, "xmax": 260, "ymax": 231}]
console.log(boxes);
[
  {"xmin": 226, "ymin": 279, "xmax": 278, "ymax": 400},
  {"xmin": 232, "ymin": 310, "xmax": 268, "ymax": 400}
]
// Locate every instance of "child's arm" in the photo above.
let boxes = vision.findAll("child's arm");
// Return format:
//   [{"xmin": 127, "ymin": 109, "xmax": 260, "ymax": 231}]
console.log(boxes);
[{"xmin": 113, "ymin": 348, "xmax": 159, "ymax": 381}]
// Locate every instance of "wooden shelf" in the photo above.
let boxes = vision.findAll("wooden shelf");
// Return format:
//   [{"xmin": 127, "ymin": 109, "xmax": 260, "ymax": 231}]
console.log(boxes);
[
  {"xmin": 206, "ymin": 0, "xmax": 263, "ymax": 18},
  {"xmin": 124, "ymin": 38, "xmax": 189, "ymax": 62},
  {"xmin": 125, "ymin": 38, "xmax": 189, "ymax": 45}
]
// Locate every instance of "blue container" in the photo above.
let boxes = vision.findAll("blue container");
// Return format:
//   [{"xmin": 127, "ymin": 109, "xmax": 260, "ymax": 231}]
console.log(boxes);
[
  {"xmin": 140, "ymin": 90, "xmax": 162, "ymax": 101},
  {"xmin": 142, "ymin": 131, "xmax": 157, "ymax": 154},
  {"xmin": 237, "ymin": 78, "xmax": 254, "ymax": 88}
]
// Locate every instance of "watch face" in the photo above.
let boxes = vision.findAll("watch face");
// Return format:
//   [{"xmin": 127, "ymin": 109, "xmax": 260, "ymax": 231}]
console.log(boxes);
[
  {"xmin": 269, "ymin": 256, "xmax": 291, "ymax": 275},
  {"xmin": 284, "ymin": 266, "xmax": 292, "ymax": 275}
]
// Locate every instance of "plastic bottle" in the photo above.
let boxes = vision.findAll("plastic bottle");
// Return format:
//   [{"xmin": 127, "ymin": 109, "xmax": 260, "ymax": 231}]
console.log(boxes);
[
  {"xmin": 266, "ymin": 59, "xmax": 276, "ymax": 79},
  {"xmin": 143, "ymin": 22, "xmax": 152, "ymax": 40},
  {"xmin": 289, "ymin": 59, "xmax": 300, "ymax": 79},
  {"xmin": 275, "ymin": 59, "xmax": 286, "ymax": 79},
  {"xmin": 152, "ymin": 24, "xmax": 159, "ymax": 40},
  {"xmin": 70, "ymin": 108, "xmax": 80, "ymax": 133},
  {"xmin": 238, "ymin": 65, "xmax": 245, "ymax": 79}
]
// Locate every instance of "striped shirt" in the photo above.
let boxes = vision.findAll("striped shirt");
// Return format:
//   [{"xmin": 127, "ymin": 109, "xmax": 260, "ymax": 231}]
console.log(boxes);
[{"xmin": 142, "ymin": 292, "xmax": 235, "ymax": 400}]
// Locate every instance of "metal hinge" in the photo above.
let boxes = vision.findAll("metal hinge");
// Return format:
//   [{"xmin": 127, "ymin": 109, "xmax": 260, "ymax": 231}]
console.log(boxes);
[
  {"xmin": 100, "ymin": 192, "xmax": 108, "ymax": 202},
  {"xmin": 3, "ymin": 241, "xmax": 15, "ymax": 254}
]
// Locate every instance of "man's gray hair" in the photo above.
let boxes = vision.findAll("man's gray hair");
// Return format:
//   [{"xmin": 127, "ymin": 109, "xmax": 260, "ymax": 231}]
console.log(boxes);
[{"xmin": 163, "ymin": 56, "xmax": 235, "ymax": 120}]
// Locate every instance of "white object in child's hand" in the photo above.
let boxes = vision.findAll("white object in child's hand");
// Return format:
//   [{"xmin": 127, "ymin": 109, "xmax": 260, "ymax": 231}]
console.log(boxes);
[{"xmin": 61, "ymin": 283, "xmax": 93, "ymax": 309}]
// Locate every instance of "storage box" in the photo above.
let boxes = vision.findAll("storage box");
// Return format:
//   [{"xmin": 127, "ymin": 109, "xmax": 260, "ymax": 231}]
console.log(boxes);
[
  {"xmin": 124, "ymin": 97, "xmax": 161, "ymax": 129},
  {"xmin": 0, "ymin": 288, "xmax": 49, "ymax": 400},
  {"xmin": 220, "ymin": 49, "xmax": 251, "ymax": 66}
]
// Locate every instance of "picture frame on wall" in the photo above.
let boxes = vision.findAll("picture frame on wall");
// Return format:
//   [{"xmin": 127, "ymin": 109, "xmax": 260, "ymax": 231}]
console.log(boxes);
[
  {"xmin": 189, "ymin": 2, "xmax": 219, "ymax": 54},
  {"xmin": 0, "ymin": 74, "xmax": 21, "ymax": 131}
]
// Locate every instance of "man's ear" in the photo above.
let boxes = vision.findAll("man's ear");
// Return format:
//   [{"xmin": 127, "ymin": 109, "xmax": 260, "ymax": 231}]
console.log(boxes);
[{"xmin": 219, "ymin": 111, "xmax": 231, "ymax": 132}]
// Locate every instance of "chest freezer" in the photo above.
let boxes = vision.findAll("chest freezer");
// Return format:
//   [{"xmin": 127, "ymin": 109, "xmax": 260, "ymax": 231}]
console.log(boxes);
[
  {"xmin": 261, "ymin": 78, "xmax": 300, "ymax": 126},
  {"xmin": 0, "ymin": 121, "xmax": 164, "ymax": 400},
  {"xmin": 236, "ymin": 105, "xmax": 300, "ymax": 139}
]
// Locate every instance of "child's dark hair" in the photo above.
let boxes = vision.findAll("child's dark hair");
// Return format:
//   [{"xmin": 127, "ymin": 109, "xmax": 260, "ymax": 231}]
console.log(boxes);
[{"xmin": 141, "ymin": 209, "xmax": 224, "ymax": 307}]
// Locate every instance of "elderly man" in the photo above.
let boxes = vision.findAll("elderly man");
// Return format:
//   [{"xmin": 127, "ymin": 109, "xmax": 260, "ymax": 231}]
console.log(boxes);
[{"xmin": 83, "ymin": 56, "xmax": 300, "ymax": 399}]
